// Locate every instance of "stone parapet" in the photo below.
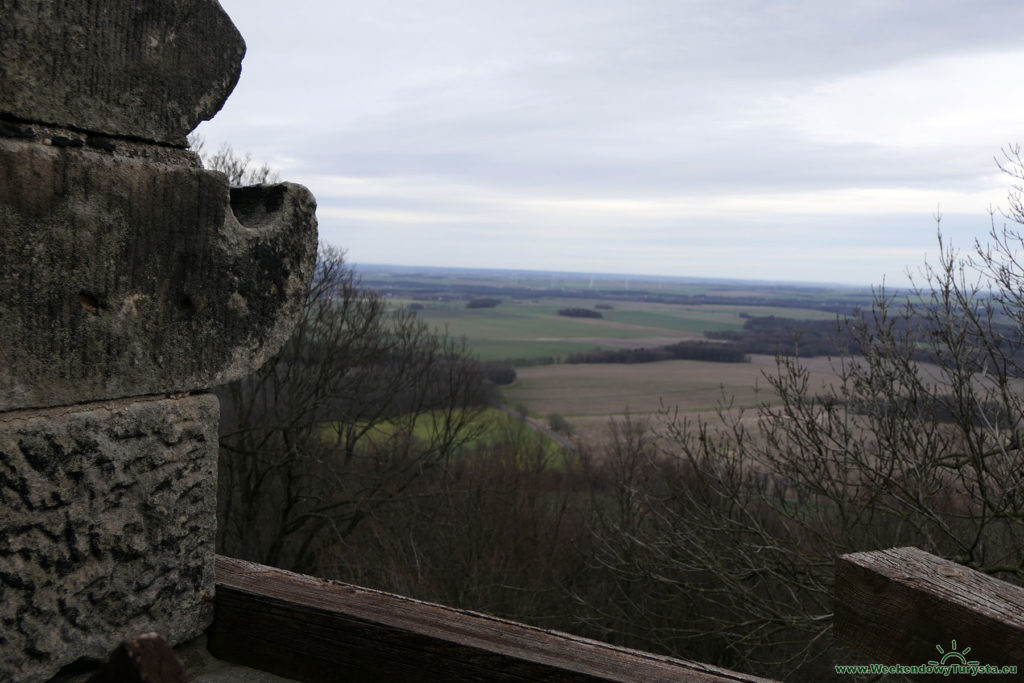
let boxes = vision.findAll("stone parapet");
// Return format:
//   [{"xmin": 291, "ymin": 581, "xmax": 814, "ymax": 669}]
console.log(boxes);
[
  {"xmin": 0, "ymin": 0, "xmax": 245, "ymax": 146},
  {"xmin": 0, "ymin": 1, "xmax": 318, "ymax": 679},
  {"xmin": 0, "ymin": 395, "xmax": 219, "ymax": 682},
  {"xmin": 0, "ymin": 138, "xmax": 317, "ymax": 412}
]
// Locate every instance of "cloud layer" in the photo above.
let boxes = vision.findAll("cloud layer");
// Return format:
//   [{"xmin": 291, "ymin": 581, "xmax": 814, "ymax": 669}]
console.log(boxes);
[{"xmin": 197, "ymin": 0, "xmax": 1024, "ymax": 285}]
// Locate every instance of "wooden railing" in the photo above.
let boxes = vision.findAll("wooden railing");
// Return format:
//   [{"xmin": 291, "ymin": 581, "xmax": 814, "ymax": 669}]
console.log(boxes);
[
  {"xmin": 834, "ymin": 546, "xmax": 1024, "ymax": 676},
  {"xmin": 208, "ymin": 547, "xmax": 1024, "ymax": 681},
  {"xmin": 208, "ymin": 556, "xmax": 776, "ymax": 682}
]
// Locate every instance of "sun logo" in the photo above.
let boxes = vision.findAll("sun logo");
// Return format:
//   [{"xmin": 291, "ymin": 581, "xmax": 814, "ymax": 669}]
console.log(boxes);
[{"xmin": 927, "ymin": 640, "xmax": 980, "ymax": 667}]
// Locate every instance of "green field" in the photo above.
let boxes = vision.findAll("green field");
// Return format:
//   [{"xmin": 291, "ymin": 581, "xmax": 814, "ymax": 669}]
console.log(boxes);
[
  {"xmin": 323, "ymin": 408, "xmax": 574, "ymax": 469},
  {"xmin": 409, "ymin": 298, "xmax": 837, "ymax": 362}
]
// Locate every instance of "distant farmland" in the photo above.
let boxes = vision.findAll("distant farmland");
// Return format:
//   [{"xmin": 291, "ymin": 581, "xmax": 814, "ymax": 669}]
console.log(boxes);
[
  {"xmin": 409, "ymin": 298, "xmax": 839, "ymax": 363},
  {"xmin": 409, "ymin": 298, "xmax": 845, "ymax": 426},
  {"xmin": 361, "ymin": 266, "xmax": 867, "ymax": 427},
  {"xmin": 502, "ymin": 355, "xmax": 840, "ymax": 419}
]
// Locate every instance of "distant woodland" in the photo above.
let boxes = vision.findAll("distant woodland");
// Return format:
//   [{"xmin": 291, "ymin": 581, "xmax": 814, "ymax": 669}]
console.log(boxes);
[
  {"xmin": 704, "ymin": 314, "xmax": 847, "ymax": 357},
  {"xmin": 557, "ymin": 307, "xmax": 603, "ymax": 318},
  {"xmin": 566, "ymin": 339, "xmax": 747, "ymax": 364}
]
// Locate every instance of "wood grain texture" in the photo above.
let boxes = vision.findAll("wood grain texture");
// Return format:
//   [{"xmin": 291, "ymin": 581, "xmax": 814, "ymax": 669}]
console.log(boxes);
[
  {"xmin": 835, "ymin": 546, "xmax": 1024, "ymax": 670},
  {"xmin": 209, "ymin": 555, "xmax": 775, "ymax": 682}
]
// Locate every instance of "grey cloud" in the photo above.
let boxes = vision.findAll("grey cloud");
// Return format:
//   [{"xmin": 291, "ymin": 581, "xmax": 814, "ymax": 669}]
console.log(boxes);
[{"xmin": 199, "ymin": 0, "xmax": 1024, "ymax": 285}]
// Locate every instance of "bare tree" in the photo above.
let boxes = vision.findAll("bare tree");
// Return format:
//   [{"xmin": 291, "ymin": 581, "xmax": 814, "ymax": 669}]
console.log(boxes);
[
  {"xmin": 189, "ymin": 139, "xmax": 490, "ymax": 571},
  {"xmin": 578, "ymin": 157, "xmax": 1024, "ymax": 678},
  {"xmin": 216, "ymin": 246, "xmax": 490, "ymax": 571},
  {"xmin": 188, "ymin": 133, "xmax": 280, "ymax": 186}
]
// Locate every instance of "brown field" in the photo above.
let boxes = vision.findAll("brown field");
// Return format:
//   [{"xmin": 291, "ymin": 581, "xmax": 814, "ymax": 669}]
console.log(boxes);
[
  {"xmin": 505, "ymin": 354, "xmax": 1024, "ymax": 449},
  {"xmin": 503, "ymin": 354, "xmax": 841, "ymax": 420}
]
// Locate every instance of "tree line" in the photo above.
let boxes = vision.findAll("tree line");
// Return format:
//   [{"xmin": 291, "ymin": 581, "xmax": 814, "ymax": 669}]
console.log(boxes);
[
  {"xmin": 357, "ymin": 277, "xmax": 871, "ymax": 316},
  {"xmin": 557, "ymin": 307, "xmax": 604, "ymax": 318},
  {"xmin": 565, "ymin": 340, "xmax": 748, "ymax": 364}
]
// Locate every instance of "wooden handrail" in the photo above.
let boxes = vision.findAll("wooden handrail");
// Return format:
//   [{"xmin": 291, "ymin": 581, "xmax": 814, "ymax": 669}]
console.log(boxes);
[
  {"xmin": 835, "ymin": 547, "xmax": 1024, "ymax": 673},
  {"xmin": 209, "ymin": 555, "xmax": 775, "ymax": 682}
]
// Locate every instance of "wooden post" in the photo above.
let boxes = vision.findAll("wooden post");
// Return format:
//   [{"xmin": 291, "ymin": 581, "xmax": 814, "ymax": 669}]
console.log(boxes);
[
  {"xmin": 86, "ymin": 634, "xmax": 187, "ymax": 683},
  {"xmin": 835, "ymin": 547, "xmax": 1024, "ymax": 674},
  {"xmin": 210, "ymin": 556, "xmax": 776, "ymax": 683}
]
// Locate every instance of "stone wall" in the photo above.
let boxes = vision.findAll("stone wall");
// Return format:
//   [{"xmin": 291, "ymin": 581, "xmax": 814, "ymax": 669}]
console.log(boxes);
[{"xmin": 0, "ymin": 2, "xmax": 318, "ymax": 680}]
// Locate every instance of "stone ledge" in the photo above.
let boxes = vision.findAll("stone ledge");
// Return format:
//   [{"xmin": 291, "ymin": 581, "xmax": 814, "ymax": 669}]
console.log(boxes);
[
  {"xmin": 0, "ymin": 394, "xmax": 219, "ymax": 683},
  {"xmin": 0, "ymin": 0, "xmax": 245, "ymax": 145},
  {"xmin": 0, "ymin": 139, "xmax": 318, "ymax": 411}
]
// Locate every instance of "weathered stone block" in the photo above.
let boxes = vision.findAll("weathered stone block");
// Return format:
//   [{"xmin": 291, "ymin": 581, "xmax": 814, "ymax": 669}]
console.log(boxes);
[
  {"xmin": 0, "ymin": 0, "xmax": 245, "ymax": 145},
  {"xmin": 0, "ymin": 394, "xmax": 218, "ymax": 683},
  {"xmin": 0, "ymin": 139, "xmax": 318, "ymax": 411}
]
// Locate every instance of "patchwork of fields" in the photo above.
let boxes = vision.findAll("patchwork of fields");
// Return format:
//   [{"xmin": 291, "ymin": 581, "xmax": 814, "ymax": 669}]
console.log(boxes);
[
  {"xmin": 355, "ymin": 265, "xmax": 873, "ymax": 435},
  {"xmin": 396, "ymin": 296, "xmax": 846, "ymax": 428},
  {"xmin": 409, "ymin": 298, "xmax": 839, "ymax": 363}
]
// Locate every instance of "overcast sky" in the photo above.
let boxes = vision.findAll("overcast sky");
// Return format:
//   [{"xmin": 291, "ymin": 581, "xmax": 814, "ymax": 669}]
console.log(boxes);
[{"xmin": 196, "ymin": 0, "xmax": 1024, "ymax": 286}]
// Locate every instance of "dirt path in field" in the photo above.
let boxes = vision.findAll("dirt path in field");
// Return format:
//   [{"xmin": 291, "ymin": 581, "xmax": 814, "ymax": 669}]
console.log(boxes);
[
  {"xmin": 529, "ymin": 334, "xmax": 702, "ymax": 347},
  {"xmin": 496, "ymin": 406, "xmax": 577, "ymax": 453}
]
